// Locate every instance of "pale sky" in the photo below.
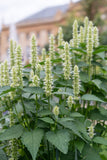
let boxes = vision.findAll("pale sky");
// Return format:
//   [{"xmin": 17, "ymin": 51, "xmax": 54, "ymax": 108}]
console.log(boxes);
[{"xmin": 0, "ymin": 0, "xmax": 79, "ymax": 25}]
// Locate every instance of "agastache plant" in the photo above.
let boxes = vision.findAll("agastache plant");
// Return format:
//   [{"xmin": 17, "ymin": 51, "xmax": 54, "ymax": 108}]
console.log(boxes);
[
  {"xmin": 73, "ymin": 65, "xmax": 80, "ymax": 100},
  {"xmin": 63, "ymin": 42, "xmax": 71, "ymax": 80},
  {"xmin": 44, "ymin": 58, "xmax": 53, "ymax": 97},
  {"xmin": 30, "ymin": 34, "xmax": 37, "ymax": 73},
  {"xmin": 49, "ymin": 34, "xmax": 55, "ymax": 60}
]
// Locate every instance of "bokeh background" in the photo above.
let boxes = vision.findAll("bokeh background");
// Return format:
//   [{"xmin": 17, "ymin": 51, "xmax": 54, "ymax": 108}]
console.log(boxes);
[{"xmin": 0, "ymin": 0, "xmax": 107, "ymax": 63}]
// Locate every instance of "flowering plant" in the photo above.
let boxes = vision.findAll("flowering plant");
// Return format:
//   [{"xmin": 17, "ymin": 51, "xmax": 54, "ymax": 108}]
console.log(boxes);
[{"xmin": 0, "ymin": 17, "xmax": 107, "ymax": 160}]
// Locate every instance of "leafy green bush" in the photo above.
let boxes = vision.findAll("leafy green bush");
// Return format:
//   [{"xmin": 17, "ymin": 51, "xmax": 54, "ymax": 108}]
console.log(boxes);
[{"xmin": 0, "ymin": 17, "xmax": 107, "ymax": 160}]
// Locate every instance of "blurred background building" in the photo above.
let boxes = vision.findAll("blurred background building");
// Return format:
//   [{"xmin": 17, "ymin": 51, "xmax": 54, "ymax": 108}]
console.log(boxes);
[{"xmin": 0, "ymin": 0, "xmax": 107, "ymax": 63}]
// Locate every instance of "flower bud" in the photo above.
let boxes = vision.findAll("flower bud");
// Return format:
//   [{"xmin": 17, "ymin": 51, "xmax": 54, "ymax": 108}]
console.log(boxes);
[
  {"xmin": 44, "ymin": 58, "xmax": 53, "ymax": 97},
  {"xmin": 32, "ymin": 75, "xmax": 39, "ymax": 87},
  {"xmin": 67, "ymin": 96, "xmax": 73, "ymax": 108},
  {"xmin": 73, "ymin": 65, "xmax": 80, "ymax": 100},
  {"xmin": 49, "ymin": 34, "xmax": 55, "ymax": 60},
  {"xmin": 53, "ymin": 105, "xmax": 59, "ymax": 117},
  {"xmin": 63, "ymin": 42, "xmax": 71, "ymax": 80},
  {"xmin": 88, "ymin": 124, "xmax": 95, "ymax": 139},
  {"xmin": 93, "ymin": 26, "xmax": 99, "ymax": 48}
]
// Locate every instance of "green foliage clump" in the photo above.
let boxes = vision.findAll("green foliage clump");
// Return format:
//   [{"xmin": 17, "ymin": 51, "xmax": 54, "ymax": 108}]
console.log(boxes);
[{"xmin": 0, "ymin": 17, "xmax": 107, "ymax": 160}]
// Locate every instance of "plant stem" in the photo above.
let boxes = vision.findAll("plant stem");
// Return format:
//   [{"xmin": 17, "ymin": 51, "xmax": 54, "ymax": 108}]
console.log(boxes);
[
  {"xmin": 75, "ymin": 148, "xmax": 78, "ymax": 160},
  {"xmin": 48, "ymin": 96, "xmax": 51, "ymax": 110},
  {"xmin": 56, "ymin": 149, "xmax": 59, "ymax": 160}
]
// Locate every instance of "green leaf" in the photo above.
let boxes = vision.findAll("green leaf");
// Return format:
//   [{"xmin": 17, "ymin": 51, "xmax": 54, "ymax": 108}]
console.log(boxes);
[
  {"xmin": 38, "ymin": 110, "xmax": 52, "ymax": 117},
  {"xmin": 21, "ymin": 128, "xmax": 44, "ymax": 160},
  {"xmin": 92, "ymin": 79, "xmax": 102, "ymax": 89},
  {"xmin": 82, "ymin": 144, "xmax": 101, "ymax": 160},
  {"xmin": 59, "ymin": 121, "xmax": 83, "ymax": 139},
  {"xmin": 39, "ymin": 117, "xmax": 54, "ymax": 124},
  {"xmin": 53, "ymin": 91, "xmax": 73, "ymax": 96},
  {"xmin": 0, "ymin": 124, "xmax": 24, "ymax": 141},
  {"xmin": 80, "ymin": 72, "xmax": 89, "ymax": 83},
  {"xmin": 81, "ymin": 94, "xmax": 104, "ymax": 102},
  {"xmin": 75, "ymin": 140, "xmax": 85, "ymax": 153},
  {"xmin": 0, "ymin": 86, "xmax": 15, "ymax": 96},
  {"xmin": 0, "ymin": 149, "xmax": 7, "ymax": 160},
  {"xmin": 46, "ymin": 130, "xmax": 70, "ymax": 154},
  {"xmin": 70, "ymin": 112, "xmax": 84, "ymax": 118},
  {"xmin": 23, "ymin": 87, "xmax": 44, "ymax": 94},
  {"xmin": 93, "ymin": 137, "xmax": 107, "ymax": 145},
  {"xmin": 97, "ymin": 52, "xmax": 105, "ymax": 60}
]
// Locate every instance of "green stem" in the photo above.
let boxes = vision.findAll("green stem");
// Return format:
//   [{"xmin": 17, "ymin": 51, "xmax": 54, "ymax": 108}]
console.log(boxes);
[{"xmin": 48, "ymin": 97, "xmax": 51, "ymax": 110}]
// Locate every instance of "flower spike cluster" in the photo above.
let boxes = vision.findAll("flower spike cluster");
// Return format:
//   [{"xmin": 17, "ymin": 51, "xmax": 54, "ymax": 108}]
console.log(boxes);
[
  {"xmin": 10, "ymin": 40, "xmax": 15, "ymax": 69},
  {"xmin": 4, "ymin": 60, "xmax": 10, "ymax": 86},
  {"xmin": 0, "ymin": 63, "xmax": 4, "ymax": 87},
  {"xmin": 73, "ymin": 20, "xmax": 78, "ymax": 48},
  {"xmin": 16, "ymin": 45, "xmax": 23, "ymax": 86},
  {"xmin": 73, "ymin": 65, "xmax": 80, "ymax": 100},
  {"xmin": 11, "ymin": 67, "xmax": 18, "ymax": 87},
  {"xmin": 49, "ymin": 34, "xmax": 55, "ymax": 60},
  {"xmin": 79, "ymin": 26, "xmax": 84, "ymax": 43},
  {"xmin": 88, "ymin": 124, "xmax": 95, "ymax": 139},
  {"xmin": 36, "ymin": 63, "xmax": 42, "ymax": 76},
  {"xmin": 30, "ymin": 34, "xmax": 37, "ymax": 72},
  {"xmin": 58, "ymin": 27, "xmax": 63, "ymax": 57},
  {"xmin": 32, "ymin": 75, "xmax": 39, "ymax": 87},
  {"xmin": 63, "ymin": 42, "xmax": 71, "ymax": 80},
  {"xmin": 67, "ymin": 96, "xmax": 73, "ymax": 109},
  {"xmin": 53, "ymin": 105, "xmax": 59, "ymax": 117},
  {"xmin": 44, "ymin": 58, "xmax": 53, "ymax": 97},
  {"xmin": 93, "ymin": 26, "xmax": 99, "ymax": 48},
  {"xmin": 87, "ymin": 26, "xmax": 93, "ymax": 62},
  {"xmin": 84, "ymin": 17, "xmax": 89, "ymax": 41},
  {"xmin": 42, "ymin": 48, "xmax": 46, "ymax": 61}
]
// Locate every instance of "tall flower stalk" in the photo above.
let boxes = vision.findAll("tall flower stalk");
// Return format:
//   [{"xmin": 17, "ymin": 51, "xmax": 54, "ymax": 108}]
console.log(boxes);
[
  {"xmin": 93, "ymin": 26, "xmax": 99, "ymax": 48},
  {"xmin": 10, "ymin": 40, "xmax": 16, "ymax": 69},
  {"xmin": 58, "ymin": 27, "xmax": 63, "ymax": 57},
  {"xmin": 63, "ymin": 42, "xmax": 71, "ymax": 80},
  {"xmin": 4, "ymin": 60, "xmax": 10, "ymax": 86},
  {"xmin": 30, "ymin": 35, "xmax": 37, "ymax": 73},
  {"xmin": 87, "ymin": 26, "xmax": 93, "ymax": 80},
  {"xmin": 73, "ymin": 65, "xmax": 80, "ymax": 100},
  {"xmin": 16, "ymin": 46, "xmax": 23, "ymax": 86},
  {"xmin": 49, "ymin": 34, "xmax": 55, "ymax": 60},
  {"xmin": 44, "ymin": 58, "xmax": 53, "ymax": 98},
  {"xmin": 84, "ymin": 17, "xmax": 89, "ymax": 41}
]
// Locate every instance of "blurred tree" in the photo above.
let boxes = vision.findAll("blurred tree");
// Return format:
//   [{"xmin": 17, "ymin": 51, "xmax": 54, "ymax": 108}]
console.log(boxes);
[
  {"xmin": 61, "ymin": 15, "xmax": 83, "ymax": 42},
  {"xmin": 81, "ymin": 0, "xmax": 107, "ymax": 20}
]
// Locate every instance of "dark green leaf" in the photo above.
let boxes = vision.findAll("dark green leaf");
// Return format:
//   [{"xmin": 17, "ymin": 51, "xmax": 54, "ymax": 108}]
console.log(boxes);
[{"xmin": 21, "ymin": 128, "xmax": 44, "ymax": 160}]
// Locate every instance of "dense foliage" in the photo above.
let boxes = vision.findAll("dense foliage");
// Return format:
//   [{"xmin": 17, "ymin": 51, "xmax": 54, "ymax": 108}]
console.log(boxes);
[{"xmin": 0, "ymin": 17, "xmax": 107, "ymax": 160}]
